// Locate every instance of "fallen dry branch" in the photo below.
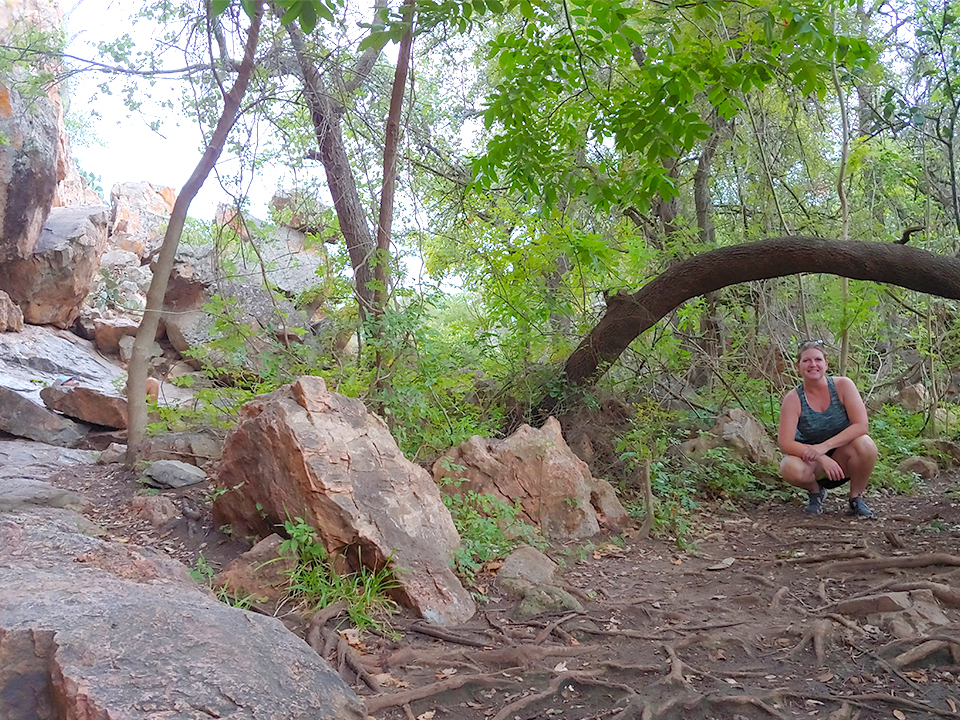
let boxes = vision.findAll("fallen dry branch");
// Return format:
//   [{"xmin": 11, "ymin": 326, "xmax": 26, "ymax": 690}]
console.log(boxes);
[
  {"xmin": 825, "ymin": 613, "xmax": 867, "ymax": 635},
  {"xmin": 892, "ymin": 639, "xmax": 952, "ymax": 668},
  {"xmin": 364, "ymin": 672, "xmax": 510, "ymax": 713},
  {"xmin": 781, "ymin": 550, "xmax": 877, "ymax": 565},
  {"xmin": 406, "ymin": 621, "xmax": 492, "ymax": 648},
  {"xmin": 821, "ymin": 552, "xmax": 960, "ymax": 574}
]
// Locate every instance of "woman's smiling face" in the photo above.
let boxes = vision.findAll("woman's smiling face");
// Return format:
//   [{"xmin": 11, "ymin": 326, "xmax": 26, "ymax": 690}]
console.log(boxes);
[{"xmin": 797, "ymin": 347, "xmax": 827, "ymax": 380}]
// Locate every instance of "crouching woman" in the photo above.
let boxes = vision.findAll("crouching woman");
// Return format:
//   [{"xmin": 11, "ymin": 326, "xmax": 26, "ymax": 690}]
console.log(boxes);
[{"xmin": 777, "ymin": 341, "xmax": 877, "ymax": 517}]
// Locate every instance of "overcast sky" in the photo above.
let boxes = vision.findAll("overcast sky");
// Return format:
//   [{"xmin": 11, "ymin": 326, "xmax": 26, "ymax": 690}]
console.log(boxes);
[{"xmin": 63, "ymin": 0, "xmax": 281, "ymax": 219}]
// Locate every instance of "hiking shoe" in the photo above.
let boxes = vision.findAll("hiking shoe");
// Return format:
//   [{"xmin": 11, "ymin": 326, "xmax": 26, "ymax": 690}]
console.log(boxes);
[
  {"xmin": 848, "ymin": 496, "xmax": 874, "ymax": 518},
  {"xmin": 805, "ymin": 486, "xmax": 827, "ymax": 515}
]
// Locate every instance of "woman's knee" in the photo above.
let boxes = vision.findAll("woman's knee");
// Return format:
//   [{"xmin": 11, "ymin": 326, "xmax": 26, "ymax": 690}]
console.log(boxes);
[
  {"xmin": 780, "ymin": 456, "xmax": 812, "ymax": 485},
  {"xmin": 850, "ymin": 434, "xmax": 878, "ymax": 463}
]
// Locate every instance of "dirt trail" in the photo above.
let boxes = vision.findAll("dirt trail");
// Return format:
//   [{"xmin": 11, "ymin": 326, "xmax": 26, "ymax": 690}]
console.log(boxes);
[{"xmin": 50, "ymin": 466, "xmax": 960, "ymax": 720}]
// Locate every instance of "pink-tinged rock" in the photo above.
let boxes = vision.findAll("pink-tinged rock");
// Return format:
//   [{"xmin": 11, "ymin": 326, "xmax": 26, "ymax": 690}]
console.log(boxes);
[
  {"xmin": 215, "ymin": 534, "xmax": 297, "ymax": 608},
  {"xmin": 0, "ymin": 290, "xmax": 23, "ymax": 332},
  {"xmin": 213, "ymin": 376, "xmax": 475, "ymax": 626},
  {"xmin": 39, "ymin": 383, "xmax": 127, "ymax": 429},
  {"xmin": 834, "ymin": 592, "xmax": 913, "ymax": 616},
  {"xmin": 435, "ymin": 417, "xmax": 630, "ymax": 541},
  {"xmin": 109, "ymin": 181, "xmax": 176, "ymax": 258},
  {"xmin": 0, "ymin": 206, "xmax": 109, "ymax": 328},
  {"xmin": 93, "ymin": 316, "xmax": 140, "ymax": 355}
]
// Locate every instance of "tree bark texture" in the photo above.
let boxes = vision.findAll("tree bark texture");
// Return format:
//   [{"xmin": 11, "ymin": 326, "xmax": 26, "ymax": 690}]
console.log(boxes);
[
  {"xmin": 286, "ymin": 23, "xmax": 378, "ymax": 314},
  {"xmin": 126, "ymin": 5, "xmax": 263, "ymax": 464},
  {"xmin": 538, "ymin": 237, "xmax": 960, "ymax": 416}
]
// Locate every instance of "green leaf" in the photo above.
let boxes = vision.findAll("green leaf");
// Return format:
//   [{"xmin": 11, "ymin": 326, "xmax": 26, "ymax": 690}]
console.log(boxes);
[
  {"xmin": 211, "ymin": 0, "xmax": 230, "ymax": 15},
  {"xmin": 298, "ymin": 1, "xmax": 318, "ymax": 32}
]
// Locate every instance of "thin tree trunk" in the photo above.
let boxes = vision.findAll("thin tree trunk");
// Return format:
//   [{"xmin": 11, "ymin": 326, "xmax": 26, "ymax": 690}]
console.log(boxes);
[
  {"xmin": 374, "ymin": 0, "xmax": 415, "ymax": 316},
  {"xmin": 285, "ymin": 22, "xmax": 380, "ymax": 315},
  {"xmin": 126, "ymin": 5, "xmax": 263, "ymax": 465},
  {"xmin": 832, "ymin": 28, "xmax": 852, "ymax": 375}
]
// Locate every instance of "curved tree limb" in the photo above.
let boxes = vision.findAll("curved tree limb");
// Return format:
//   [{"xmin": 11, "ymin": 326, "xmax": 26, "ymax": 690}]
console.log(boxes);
[{"xmin": 539, "ymin": 237, "xmax": 960, "ymax": 417}]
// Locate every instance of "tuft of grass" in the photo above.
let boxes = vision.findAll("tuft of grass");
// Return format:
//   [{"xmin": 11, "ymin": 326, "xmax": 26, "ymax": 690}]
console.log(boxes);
[{"xmin": 279, "ymin": 517, "xmax": 397, "ymax": 632}]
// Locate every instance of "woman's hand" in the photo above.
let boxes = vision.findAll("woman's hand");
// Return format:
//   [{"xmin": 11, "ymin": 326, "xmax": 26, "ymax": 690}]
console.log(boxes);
[
  {"xmin": 800, "ymin": 444, "xmax": 824, "ymax": 463},
  {"xmin": 818, "ymin": 453, "xmax": 845, "ymax": 481}
]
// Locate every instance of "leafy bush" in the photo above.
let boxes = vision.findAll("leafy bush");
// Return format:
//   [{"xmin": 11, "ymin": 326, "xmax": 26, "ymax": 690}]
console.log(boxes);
[{"xmin": 438, "ymin": 460, "xmax": 546, "ymax": 584}]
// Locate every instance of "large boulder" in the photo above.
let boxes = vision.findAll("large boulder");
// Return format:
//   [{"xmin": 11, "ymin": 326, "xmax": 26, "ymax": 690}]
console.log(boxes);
[
  {"xmin": 0, "ymin": 385, "xmax": 86, "ymax": 446},
  {"xmin": 0, "ymin": 1, "xmax": 62, "ymax": 264},
  {"xmin": 213, "ymin": 376, "xmax": 476, "ymax": 626},
  {"xmin": 434, "ymin": 417, "xmax": 630, "ymax": 541},
  {"xmin": 39, "ymin": 383, "xmax": 128, "ymax": 429},
  {"xmin": 109, "ymin": 181, "xmax": 176, "ymax": 258},
  {"xmin": 162, "ymin": 244, "xmax": 310, "ymax": 369},
  {"xmin": 0, "ymin": 324, "xmax": 127, "ymax": 408},
  {"xmin": 0, "ymin": 205, "xmax": 110, "ymax": 328},
  {"xmin": 0, "ymin": 508, "xmax": 366, "ymax": 720}
]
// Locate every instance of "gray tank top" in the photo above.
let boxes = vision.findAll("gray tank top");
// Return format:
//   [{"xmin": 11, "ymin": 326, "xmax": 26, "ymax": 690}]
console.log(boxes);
[{"xmin": 795, "ymin": 376, "xmax": 850, "ymax": 444}]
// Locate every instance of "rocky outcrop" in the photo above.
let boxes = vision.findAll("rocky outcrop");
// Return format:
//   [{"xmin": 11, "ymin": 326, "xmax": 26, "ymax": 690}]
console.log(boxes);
[
  {"xmin": 0, "ymin": 324, "xmax": 127, "ymax": 408},
  {"xmin": 213, "ymin": 376, "xmax": 475, "ymax": 626},
  {"xmin": 0, "ymin": 290, "xmax": 23, "ymax": 332},
  {"xmin": 434, "ymin": 417, "xmax": 630, "ymax": 541},
  {"xmin": 0, "ymin": 205, "xmax": 110, "ymax": 328},
  {"xmin": 109, "ymin": 181, "xmax": 176, "ymax": 257},
  {"xmin": 39, "ymin": 383, "xmax": 128, "ymax": 429},
  {"xmin": 674, "ymin": 408, "xmax": 778, "ymax": 466},
  {"xmin": 0, "ymin": 507, "xmax": 366, "ymax": 720},
  {"xmin": 162, "ymin": 244, "xmax": 310, "ymax": 369},
  {"xmin": 0, "ymin": 385, "xmax": 86, "ymax": 446},
  {"xmin": 0, "ymin": 1, "xmax": 63, "ymax": 265},
  {"xmin": 0, "ymin": 439, "xmax": 93, "ymax": 511}
]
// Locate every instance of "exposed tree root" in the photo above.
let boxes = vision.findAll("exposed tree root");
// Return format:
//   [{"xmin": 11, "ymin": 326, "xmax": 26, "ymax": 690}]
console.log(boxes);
[
  {"xmin": 703, "ymin": 691, "xmax": 788, "ymax": 719},
  {"xmin": 770, "ymin": 586, "xmax": 788, "ymax": 611},
  {"xmin": 821, "ymin": 552, "xmax": 960, "ymax": 574},
  {"xmin": 386, "ymin": 642, "xmax": 599, "ymax": 670},
  {"xmin": 789, "ymin": 618, "xmax": 832, "ymax": 665},
  {"xmin": 825, "ymin": 613, "xmax": 867, "ymax": 635},
  {"xmin": 488, "ymin": 670, "xmax": 632, "ymax": 720},
  {"xmin": 364, "ymin": 672, "xmax": 510, "ymax": 713},
  {"xmin": 826, "ymin": 702, "xmax": 859, "ymax": 720},
  {"xmin": 401, "ymin": 703, "xmax": 416, "ymax": 720},
  {"xmin": 743, "ymin": 573, "xmax": 777, "ymax": 588}
]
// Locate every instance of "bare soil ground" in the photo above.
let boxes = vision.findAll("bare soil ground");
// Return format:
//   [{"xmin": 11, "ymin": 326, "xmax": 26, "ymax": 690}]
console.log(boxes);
[{"xmin": 48, "ymin": 465, "xmax": 960, "ymax": 720}]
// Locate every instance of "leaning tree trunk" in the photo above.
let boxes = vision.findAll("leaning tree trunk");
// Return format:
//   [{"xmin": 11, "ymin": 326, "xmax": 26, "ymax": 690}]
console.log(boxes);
[
  {"xmin": 284, "ymin": 5, "xmax": 385, "ymax": 317},
  {"xmin": 536, "ymin": 237, "xmax": 960, "ymax": 418},
  {"xmin": 126, "ymin": 6, "xmax": 263, "ymax": 465}
]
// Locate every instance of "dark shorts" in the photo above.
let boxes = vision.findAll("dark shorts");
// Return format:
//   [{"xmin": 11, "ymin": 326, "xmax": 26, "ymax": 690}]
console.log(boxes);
[{"xmin": 818, "ymin": 449, "xmax": 850, "ymax": 489}]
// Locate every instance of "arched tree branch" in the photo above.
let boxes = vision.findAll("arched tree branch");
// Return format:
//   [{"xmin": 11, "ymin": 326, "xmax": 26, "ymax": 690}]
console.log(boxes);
[{"xmin": 538, "ymin": 237, "xmax": 960, "ymax": 417}]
